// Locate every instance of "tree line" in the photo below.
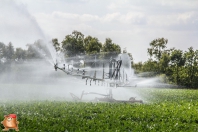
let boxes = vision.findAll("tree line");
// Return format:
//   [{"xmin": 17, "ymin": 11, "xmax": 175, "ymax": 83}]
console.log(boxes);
[
  {"xmin": 53, "ymin": 30, "xmax": 121, "ymax": 57},
  {"xmin": 1, "ymin": 30, "xmax": 197, "ymax": 88},
  {"xmin": 0, "ymin": 30, "xmax": 122, "ymax": 62},
  {"xmin": 133, "ymin": 37, "xmax": 198, "ymax": 88},
  {"xmin": 0, "ymin": 30, "xmax": 125, "ymax": 73}
]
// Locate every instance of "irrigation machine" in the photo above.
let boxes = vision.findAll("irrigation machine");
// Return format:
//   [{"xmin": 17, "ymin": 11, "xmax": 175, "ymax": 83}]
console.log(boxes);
[{"xmin": 54, "ymin": 54, "xmax": 143, "ymax": 103}]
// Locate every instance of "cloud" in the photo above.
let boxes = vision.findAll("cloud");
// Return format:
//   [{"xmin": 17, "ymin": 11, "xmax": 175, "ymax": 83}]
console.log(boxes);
[
  {"xmin": 146, "ymin": 11, "xmax": 198, "ymax": 32},
  {"xmin": 36, "ymin": 11, "xmax": 147, "ymax": 26},
  {"xmin": 0, "ymin": 0, "xmax": 46, "ymax": 48},
  {"xmin": 106, "ymin": 0, "xmax": 198, "ymax": 29},
  {"xmin": 1, "ymin": 0, "xmax": 198, "ymax": 62},
  {"xmin": 80, "ymin": 14, "xmax": 100, "ymax": 21},
  {"xmin": 107, "ymin": 0, "xmax": 131, "ymax": 10},
  {"xmin": 121, "ymin": 12, "xmax": 147, "ymax": 24},
  {"xmin": 52, "ymin": 11, "xmax": 79, "ymax": 20},
  {"xmin": 177, "ymin": 12, "xmax": 198, "ymax": 23},
  {"xmin": 102, "ymin": 12, "xmax": 121, "ymax": 23},
  {"xmin": 50, "ymin": 11, "xmax": 100, "ymax": 22},
  {"xmin": 160, "ymin": 0, "xmax": 198, "ymax": 10},
  {"xmin": 33, "ymin": 2, "xmax": 198, "ymax": 62}
]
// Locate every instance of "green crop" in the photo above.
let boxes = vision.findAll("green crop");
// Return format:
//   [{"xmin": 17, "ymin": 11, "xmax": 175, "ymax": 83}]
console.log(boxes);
[{"xmin": 1, "ymin": 89, "xmax": 198, "ymax": 132}]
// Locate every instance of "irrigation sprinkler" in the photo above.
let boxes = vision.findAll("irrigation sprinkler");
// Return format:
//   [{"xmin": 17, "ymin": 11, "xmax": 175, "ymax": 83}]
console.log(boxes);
[
  {"xmin": 70, "ymin": 89, "xmax": 143, "ymax": 103},
  {"xmin": 54, "ymin": 54, "xmax": 143, "ymax": 103}
]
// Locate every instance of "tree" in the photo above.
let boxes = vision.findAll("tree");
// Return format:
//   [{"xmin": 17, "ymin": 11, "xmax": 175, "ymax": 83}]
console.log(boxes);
[
  {"xmin": 0, "ymin": 42, "xmax": 6, "ymax": 71},
  {"xmin": 184, "ymin": 47, "xmax": 198, "ymax": 88},
  {"xmin": 26, "ymin": 40, "xmax": 50, "ymax": 59},
  {"xmin": 102, "ymin": 38, "xmax": 121, "ymax": 54},
  {"xmin": 15, "ymin": 48, "xmax": 27, "ymax": 60},
  {"xmin": 5, "ymin": 42, "xmax": 15, "ymax": 60},
  {"xmin": 26, "ymin": 44, "xmax": 40, "ymax": 59},
  {"xmin": 147, "ymin": 38, "xmax": 168, "ymax": 73},
  {"xmin": 84, "ymin": 36, "xmax": 102, "ymax": 54},
  {"xmin": 61, "ymin": 30, "xmax": 85, "ymax": 57},
  {"xmin": 52, "ymin": 38, "xmax": 60, "ymax": 52},
  {"xmin": 142, "ymin": 59, "xmax": 158, "ymax": 76},
  {"xmin": 170, "ymin": 49, "xmax": 185, "ymax": 85},
  {"xmin": 133, "ymin": 62, "xmax": 143, "ymax": 74},
  {"xmin": 159, "ymin": 52, "xmax": 171, "ymax": 74},
  {"xmin": 147, "ymin": 38, "xmax": 168, "ymax": 61},
  {"xmin": 0, "ymin": 42, "xmax": 6, "ymax": 59}
]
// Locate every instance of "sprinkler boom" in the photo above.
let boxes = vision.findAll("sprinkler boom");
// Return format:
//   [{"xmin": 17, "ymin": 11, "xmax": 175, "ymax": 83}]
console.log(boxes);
[{"xmin": 54, "ymin": 54, "xmax": 143, "ymax": 103}]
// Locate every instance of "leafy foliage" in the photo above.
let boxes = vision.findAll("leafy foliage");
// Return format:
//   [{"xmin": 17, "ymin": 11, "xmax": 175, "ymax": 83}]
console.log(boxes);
[
  {"xmin": 61, "ymin": 30, "xmax": 85, "ymax": 57},
  {"xmin": 52, "ymin": 38, "xmax": 60, "ymax": 52},
  {"xmin": 134, "ymin": 37, "xmax": 198, "ymax": 88},
  {"xmin": 147, "ymin": 38, "xmax": 168, "ymax": 61},
  {"xmin": 26, "ymin": 40, "xmax": 51, "ymax": 59},
  {"xmin": 15, "ymin": 48, "xmax": 27, "ymax": 60},
  {"xmin": 102, "ymin": 38, "xmax": 121, "ymax": 54},
  {"xmin": 1, "ymin": 89, "xmax": 198, "ymax": 131},
  {"xmin": 84, "ymin": 36, "xmax": 102, "ymax": 55}
]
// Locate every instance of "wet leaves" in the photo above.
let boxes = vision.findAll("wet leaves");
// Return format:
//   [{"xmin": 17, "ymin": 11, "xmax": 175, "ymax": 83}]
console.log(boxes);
[{"xmin": 0, "ymin": 89, "xmax": 198, "ymax": 131}]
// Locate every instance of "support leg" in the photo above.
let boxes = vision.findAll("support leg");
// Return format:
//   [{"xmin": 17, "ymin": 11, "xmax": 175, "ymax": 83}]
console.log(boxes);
[
  {"xmin": 90, "ymin": 79, "xmax": 92, "ymax": 86},
  {"xmin": 86, "ymin": 78, "xmax": 88, "ymax": 85}
]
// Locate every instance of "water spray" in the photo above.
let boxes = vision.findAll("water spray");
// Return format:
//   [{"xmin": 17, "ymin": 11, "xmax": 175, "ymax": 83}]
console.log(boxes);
[{"xmin": 54, "ymin": 53, "xmax": 142, "ymax": 103}]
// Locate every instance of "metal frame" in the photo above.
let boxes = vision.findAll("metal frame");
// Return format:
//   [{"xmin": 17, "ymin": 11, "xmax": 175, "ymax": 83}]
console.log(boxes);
[
  {"xmin": 70, "ymin": 89, "xmax": 143, "ymax": 103},
  {"xmin": 54, "ymin": 55, "xmax": 142, "ymax": 103}
]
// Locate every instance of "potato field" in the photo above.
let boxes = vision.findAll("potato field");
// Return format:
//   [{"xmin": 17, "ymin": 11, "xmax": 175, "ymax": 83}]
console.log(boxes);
[{"xmin": 1, "ymin": 88, "xmax": 198, "ymax": 132}]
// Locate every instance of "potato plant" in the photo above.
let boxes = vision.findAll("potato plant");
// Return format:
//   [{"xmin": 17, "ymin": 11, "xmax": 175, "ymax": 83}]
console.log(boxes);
[{"xmin": 0, "ymin": 89, "xmax": 198, "ymax": 131}]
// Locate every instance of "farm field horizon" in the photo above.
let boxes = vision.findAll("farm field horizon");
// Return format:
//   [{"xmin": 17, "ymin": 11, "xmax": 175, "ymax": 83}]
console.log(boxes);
[
  {"xmin": 1, "ymin": 0, "xmax": 198, "ymax": 131},
  {"xmin": 0, "ymin": 60, "xmax": 197, "ymax": 131},
  {"xmin": 1, "ymin": 87, "xmax": 198, "ymax": 132}
]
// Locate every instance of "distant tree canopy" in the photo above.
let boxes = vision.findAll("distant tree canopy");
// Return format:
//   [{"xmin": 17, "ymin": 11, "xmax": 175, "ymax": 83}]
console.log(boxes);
[
  {"xmin": 26, "ymin": 39, "xmax": 51, "ymax": 59},
  {"xmin": 15, "ymin": 48, "xmax": 27, "ymax": 60},
  {"xmin": 61, "ymin": 30, "xmax": 85, "ymax": 57},
  {"xmin": 147, "ymin": 38, "xmax": 168, "ymax": 60},
  {"xmin": 52, "ymin": 38, "xmax": 60, "ymax": 52},
  {"xmin": 84, "ymin": 35, "xmax": 102, "ymax": 55},
  {"xmin": 0, "ymin": 42, "xmax": 14, "ymax": 61},
  {"xmin": 2, "ymin": 31, "xmax": 198, "ymax": 88},
  {"xmin": 53, "ymin": 30, "xmax": 121, "ymax": 57},
  {"xmin": 102, "ymin": 38, "xmax": 121, "ymax": 54},
  {"xmin": 0, "ymin": 42, "xmax": 6, "ymax": 59},
  {"xmin": 133, "ymin": 37, "xmax": 198, "ymax": 88},
  {"xmin": 0, "ymin": 30, "xmax": 124, "ymax": 62}
]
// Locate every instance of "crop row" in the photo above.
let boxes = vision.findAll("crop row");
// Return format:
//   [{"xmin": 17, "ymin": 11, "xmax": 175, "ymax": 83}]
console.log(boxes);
[{"xmin": 0, "ymin": 89, "xmax": 198, "ymax": 131}]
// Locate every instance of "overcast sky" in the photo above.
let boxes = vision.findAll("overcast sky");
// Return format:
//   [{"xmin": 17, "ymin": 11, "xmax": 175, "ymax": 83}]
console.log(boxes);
[{"xmin": 0, "ymin": 0, "xmax": 198, "ymax": 62}]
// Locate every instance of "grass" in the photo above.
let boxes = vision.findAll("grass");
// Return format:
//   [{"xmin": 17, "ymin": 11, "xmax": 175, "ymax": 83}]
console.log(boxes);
[{"xmin": 0, "ymin": 88, "xmax": 198, "ymax": 131}]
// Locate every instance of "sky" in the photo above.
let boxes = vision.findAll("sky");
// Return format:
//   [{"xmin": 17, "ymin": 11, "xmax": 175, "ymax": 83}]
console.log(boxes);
[{"xmin": 0, "ymin": 0, "xmax": 198, "ymax": 62}]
